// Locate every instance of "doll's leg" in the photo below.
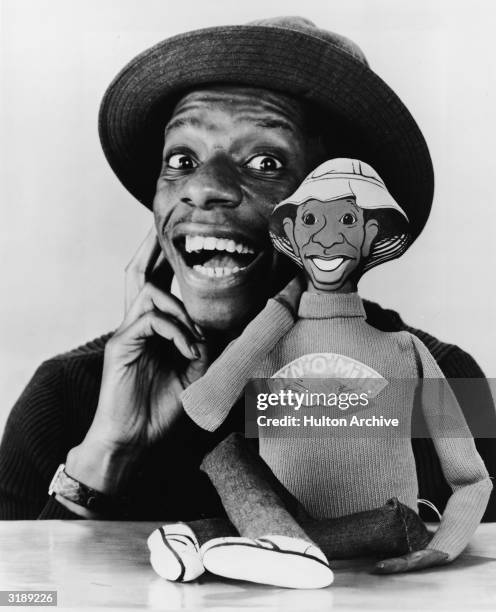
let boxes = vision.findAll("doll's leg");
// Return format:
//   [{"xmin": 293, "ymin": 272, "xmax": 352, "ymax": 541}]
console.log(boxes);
[
  {"xmin": 200, "ymin": 433, "xmax": 333, "ymax": 588},
  {"xmin": 200, "ymin": 433, "xmax": 310, "ymax": 538},
  {"xmin": 199, "ymin": 434, "xmax": 429, "ymax": 581},
  {"xmin": 301, "ymin": 498, "xmax": 431, "ymax": 559},
  {"xmin": 148, "ymin": 517, "xmax": 238, "ymax": 582}
]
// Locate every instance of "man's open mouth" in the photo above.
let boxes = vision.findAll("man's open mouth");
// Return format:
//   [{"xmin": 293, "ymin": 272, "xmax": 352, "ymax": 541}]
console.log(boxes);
[
  {"xmin": 174, "ymin": 234, "xmax": 263, "ymax": 278},
  {"xmin": 309, "ymin": 256, "xmax": 351, "ymax": 272}
]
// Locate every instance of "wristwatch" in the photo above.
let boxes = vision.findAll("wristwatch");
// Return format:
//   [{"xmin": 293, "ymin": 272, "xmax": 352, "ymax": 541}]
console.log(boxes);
[{"xmin": 48, "ymin": 464, "xmax": 117, "ymax": 515}]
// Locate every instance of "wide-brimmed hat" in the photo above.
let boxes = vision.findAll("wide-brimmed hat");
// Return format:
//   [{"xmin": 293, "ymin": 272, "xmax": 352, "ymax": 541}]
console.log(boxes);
[
  {"xmin": 270, "ymin": 158, "xmax": 411, "ymax": 272},
  {"xmin": 99, "ymin": 16, "xmax": 433, "ymax": 242}
]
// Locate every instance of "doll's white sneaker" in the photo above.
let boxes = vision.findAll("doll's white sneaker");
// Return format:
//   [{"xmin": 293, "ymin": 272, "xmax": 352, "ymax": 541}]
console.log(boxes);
[
  {"xmin": 201, "ymin": 534, "xmax": 333, "ymax": 589},
  {"xmin": 147, "ymin": 523, "xmax": 204, "ymax": 582}
]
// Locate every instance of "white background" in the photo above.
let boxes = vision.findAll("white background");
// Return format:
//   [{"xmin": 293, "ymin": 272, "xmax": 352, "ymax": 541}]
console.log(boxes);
[{"xmin": 1, "ymin": 0, "xmax": 495, "ymax": 433}]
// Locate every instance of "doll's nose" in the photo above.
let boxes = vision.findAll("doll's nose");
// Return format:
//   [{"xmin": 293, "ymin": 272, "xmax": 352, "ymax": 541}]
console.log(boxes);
[{"xmin": 312, "ymin": 226, "xmax": 345, "ymax": 248}]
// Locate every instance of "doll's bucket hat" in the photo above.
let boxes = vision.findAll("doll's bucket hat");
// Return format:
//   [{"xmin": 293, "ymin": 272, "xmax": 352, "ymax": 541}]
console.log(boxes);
[
  {"xmin": 99, "ymin": 16, "xmax": 433, "ymax": 242},
  {"xmin": 270, "ymin": 158, "xmax": 411, "ymax": 272}
]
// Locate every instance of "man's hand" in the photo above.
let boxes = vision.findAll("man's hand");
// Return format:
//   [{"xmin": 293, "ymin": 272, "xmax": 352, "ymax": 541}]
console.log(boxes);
[
  {"xmin": 89, "ymin": 280, "xmax": 208, "ymax": 446},
  {"xmin": 65, "ymin": 226, "xmax": 208, "ymax": 499},
  {"xmin": 372, "ymin": 549, "xmax": 449, "ymax": 574}
]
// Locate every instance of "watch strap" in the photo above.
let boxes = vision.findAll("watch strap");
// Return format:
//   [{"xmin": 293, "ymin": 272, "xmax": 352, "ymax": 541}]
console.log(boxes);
[{"xmin": 48, "ymin": 463, "xmax": 122, "ymax": 516}]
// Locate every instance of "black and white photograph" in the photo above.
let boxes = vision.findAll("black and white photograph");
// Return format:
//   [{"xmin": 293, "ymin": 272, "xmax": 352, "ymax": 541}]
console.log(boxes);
[{"xmin": 1, "ymin": 0, "xmax": 495, "ymax": 610}]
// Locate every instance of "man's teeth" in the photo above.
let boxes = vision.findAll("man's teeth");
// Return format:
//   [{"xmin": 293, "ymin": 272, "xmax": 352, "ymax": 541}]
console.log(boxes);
[
  {"xmin": 312, "ymin": 257, "xmax": 345, "ymax": 271},
  {"xmin": 185, "ymin": 235, "xmax": 254, "ymax": 254},
  {"xmin": 193, "ymin": 264, "xmax": 241, "ymax": 277}
]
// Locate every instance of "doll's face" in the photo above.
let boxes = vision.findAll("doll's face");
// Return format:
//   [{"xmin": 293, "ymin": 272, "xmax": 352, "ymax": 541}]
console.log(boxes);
[{"xmin": 283, "ymin": 198, "xmax": 379, "ymax": 292}]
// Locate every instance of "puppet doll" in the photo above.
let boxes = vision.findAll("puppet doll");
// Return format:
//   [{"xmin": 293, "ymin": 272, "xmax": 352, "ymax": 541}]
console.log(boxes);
[{"xmin": 147, "ymin": 159, "xmax": 491, "ymax": 588}]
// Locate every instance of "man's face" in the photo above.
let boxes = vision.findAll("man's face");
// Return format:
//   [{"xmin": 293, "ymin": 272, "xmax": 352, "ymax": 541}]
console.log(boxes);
[
  {"xmin": 283, "ymin": 198, "xmax": 378, "ymax": 293},
  {"xmin": 153, "ymin": 87, "xmax": 313, "ymax": 330}
]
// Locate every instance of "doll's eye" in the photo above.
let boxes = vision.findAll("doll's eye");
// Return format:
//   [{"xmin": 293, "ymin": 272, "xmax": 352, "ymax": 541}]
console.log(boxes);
[
  {"xmin": 302, "ymin": 212, "xmax": 317, "ymax": 225},
  {"xmin": 340, "ymin": 212, "xmax": 357, "ymax": 225}
]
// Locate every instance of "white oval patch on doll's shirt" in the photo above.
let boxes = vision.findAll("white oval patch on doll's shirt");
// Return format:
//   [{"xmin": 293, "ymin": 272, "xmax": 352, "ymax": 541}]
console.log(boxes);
[{"xmin": 271, "ymin": 352, "xmax": 388, "ymax": 398}]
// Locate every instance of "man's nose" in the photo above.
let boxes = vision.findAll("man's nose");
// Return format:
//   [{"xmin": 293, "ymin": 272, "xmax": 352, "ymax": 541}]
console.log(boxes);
[{"xmin": 180, "ymin": 155, "xmax": 243, "ymax": 210}]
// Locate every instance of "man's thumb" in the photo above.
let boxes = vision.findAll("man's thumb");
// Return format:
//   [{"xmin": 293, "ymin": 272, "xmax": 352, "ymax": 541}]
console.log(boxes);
[{"xmin": 184, "ymin": 341, "xmax": 209, "ymax": 383}]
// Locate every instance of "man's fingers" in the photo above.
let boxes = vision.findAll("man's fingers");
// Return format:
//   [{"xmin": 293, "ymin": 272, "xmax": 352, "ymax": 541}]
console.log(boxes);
[
  {"xmin": 125, "ymin": 226, "xmax": 162, "ymax": 314},
  {"xmin": 124, "ymin": 282, "xmax": 203, "ymax": 340},
  {"xmin": 184, "ymin": 341, "xmax": 209, "ymax": 384},
  {"xmin": 111, "ymin": 311, "xmax": 201, "ymax": 361},
  {"xmin": 373, "ymin": 549, "xmax": 449, "ymax": 574}
]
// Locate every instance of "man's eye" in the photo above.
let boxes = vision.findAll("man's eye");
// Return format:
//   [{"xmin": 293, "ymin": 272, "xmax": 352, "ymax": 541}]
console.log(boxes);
[
  {"xmin": 340, "ymin": 213, "xmax": 357, "ymax": 225},
  {"xmin": 245, "ymin": 155, "xmax": 283, "ymax": 172},
  {"xmin": 302, "ymin": 212, "xmax": 317, "ymax": 225},
  {"xmin": 167, "ymin": 153, "xmax": 197, "ymax": 170}
]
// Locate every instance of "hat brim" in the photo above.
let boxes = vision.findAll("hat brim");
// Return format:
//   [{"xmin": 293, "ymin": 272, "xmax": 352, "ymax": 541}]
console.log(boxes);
[
  {"xmin": 98, "ymin": 24, "xmax": 433, "ymax": 242},
  {"xmin": 273, "ymin": 175, "xmax": 409, "ymax": 220}
]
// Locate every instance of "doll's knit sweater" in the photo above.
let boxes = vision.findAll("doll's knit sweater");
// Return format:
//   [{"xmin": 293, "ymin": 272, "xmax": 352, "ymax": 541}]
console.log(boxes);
[{"xmin": 182, "ymin": 291, "xmax": 492, "ymax": 561}]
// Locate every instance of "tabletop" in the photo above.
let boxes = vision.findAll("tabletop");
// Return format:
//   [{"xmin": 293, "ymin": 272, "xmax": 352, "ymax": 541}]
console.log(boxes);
[{"xmin": 0, "ymin": 521, "xmax": 494, "ymax": 611}]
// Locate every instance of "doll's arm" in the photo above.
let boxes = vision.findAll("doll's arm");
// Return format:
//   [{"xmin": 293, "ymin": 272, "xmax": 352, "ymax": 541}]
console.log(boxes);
[
  {"xmin": 410, "ymin": 334, "xmax": 492, "ymax": 561},
  {"xmin": 181, "ymin": 277, "xmax": 304, "ymax": 431},
  {"xmin": 374, "ymin": 334, "xmax": 492, "ymax": 574}
]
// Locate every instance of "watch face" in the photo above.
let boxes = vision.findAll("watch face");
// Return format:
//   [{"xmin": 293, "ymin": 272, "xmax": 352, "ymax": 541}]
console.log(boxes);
[
  {"xmin": 48, "ymin": 464, "xmax": 66, "ymax": 496},
  {"xmin": 48, "ymin": 464, "xmax": 86, "ymax": 505}
]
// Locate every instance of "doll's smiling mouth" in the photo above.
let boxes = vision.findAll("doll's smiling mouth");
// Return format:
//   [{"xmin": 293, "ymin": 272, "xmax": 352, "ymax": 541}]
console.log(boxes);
[{"xmin": 309, "ymin": 256, "xmax": 352, "ymax": 272}]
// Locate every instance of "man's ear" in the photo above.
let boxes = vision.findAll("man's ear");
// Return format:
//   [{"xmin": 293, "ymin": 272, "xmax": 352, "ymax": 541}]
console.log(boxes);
[
  {"xmin": 282, "ymin": 217, "xmax": 299, "ymax": 257},
  {"xmin": 361, "ymin": 219, "xmax": 379, "ymax": 258}
]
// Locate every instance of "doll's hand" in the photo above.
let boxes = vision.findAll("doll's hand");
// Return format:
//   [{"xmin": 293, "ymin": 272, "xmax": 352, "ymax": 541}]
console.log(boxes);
[{"xmin": 372, "ymin": 549, "xmax": 449, "ymax": 574}]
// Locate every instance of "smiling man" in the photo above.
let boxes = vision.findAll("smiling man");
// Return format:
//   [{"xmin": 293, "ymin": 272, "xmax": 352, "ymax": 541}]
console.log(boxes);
[
  {"xmin": 0, "ymin": 16, "xmax": 494, "ymax": 522},
  {"xmin": 154, "ymin": 87, "xmax": 317, "ymax": 331}
]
